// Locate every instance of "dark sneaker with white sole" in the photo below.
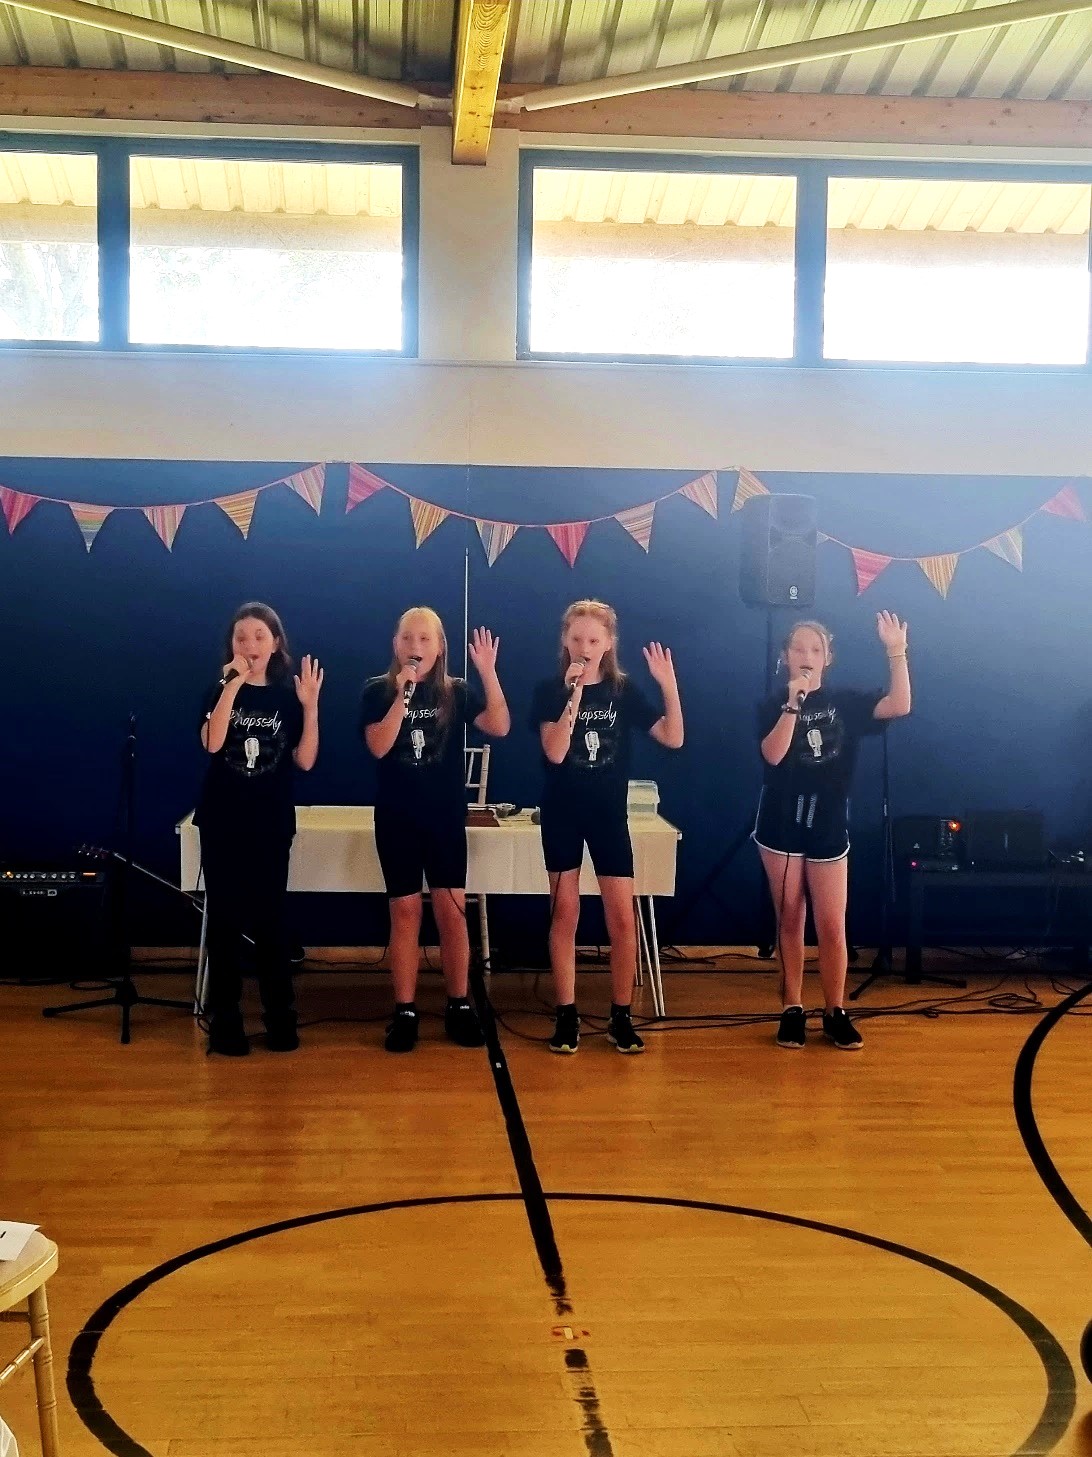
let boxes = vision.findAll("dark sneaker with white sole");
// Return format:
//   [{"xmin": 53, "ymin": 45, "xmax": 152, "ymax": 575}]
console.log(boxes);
[
  {"xmin": 776, "ymin": 1006, "xmax": 807, "ymax": 1049},
  {"xmin": 549, "ymin": 1005, "xmax": 580, "ymax": 1054},
  {"xmin": 822, "ymin": 1007, "xmax": 863, "ymax": 1050},
  {"xmin": 606, "ymin": 1008, "xmax": 645, "ymax": 1054}
]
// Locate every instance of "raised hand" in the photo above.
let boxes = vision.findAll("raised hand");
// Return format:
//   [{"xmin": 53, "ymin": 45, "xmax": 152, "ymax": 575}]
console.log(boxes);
[
  {"xmin": 643, "ymin": 642, "xmax": 677, "ymax": 688},
  {"xmin": 294, "ymin": 654, "xmax": 324, "ymax": 708},
  {"xmin": 876, "ymin": 611, "xmax": 908, "ymax": 656},
  {"xmin": 468, "ymin": 627, "xmax": 500, "ymax": 678}
]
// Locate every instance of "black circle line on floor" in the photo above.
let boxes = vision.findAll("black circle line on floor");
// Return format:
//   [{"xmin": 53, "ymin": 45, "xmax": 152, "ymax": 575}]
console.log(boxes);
[
  {"xmin": 66, "ymin": 1189, "xmax": 1073, "ymax": 1457},
  {"xmin": 1012, "ymin": 977, "xmax": 1092, "ymax": 1248}
]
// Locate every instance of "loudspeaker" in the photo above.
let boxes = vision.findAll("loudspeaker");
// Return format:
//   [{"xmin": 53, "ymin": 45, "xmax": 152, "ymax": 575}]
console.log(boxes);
[
  {"xmin": 962, "ymin": 811, "xmax": 1045, "ymax": 869},
  {"xmin": 739, "ymin": 494, "xmax": 817, "ymax": 607}
]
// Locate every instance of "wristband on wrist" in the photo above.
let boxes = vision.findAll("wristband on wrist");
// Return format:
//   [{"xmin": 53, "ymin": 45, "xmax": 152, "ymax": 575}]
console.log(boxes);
[{"xmin": 782, "ymin": 704, "xmax": 800, "ymax": 715}]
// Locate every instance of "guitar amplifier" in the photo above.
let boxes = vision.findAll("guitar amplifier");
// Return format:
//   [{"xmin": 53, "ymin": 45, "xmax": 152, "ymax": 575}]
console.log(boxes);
[{"xmin": 0, "ymin": 866, "xmax": 106, "ymax": 897}]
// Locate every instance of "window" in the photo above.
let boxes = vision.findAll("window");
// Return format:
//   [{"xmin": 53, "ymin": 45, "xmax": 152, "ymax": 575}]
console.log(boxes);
[
  {"xmin": 129, "ymin": 156, "xmax": 405, "ymax": 350},
  {"xmin": 824, "ymin": 177, "xmax": 1092, "ymax": 365},
  {"xmin": 524, "ymin": 162, "xmax": 797, "ymax": 359},
  {"xmin": 0, "ymin": 150, "xmax": 98, "ymax": 342}
]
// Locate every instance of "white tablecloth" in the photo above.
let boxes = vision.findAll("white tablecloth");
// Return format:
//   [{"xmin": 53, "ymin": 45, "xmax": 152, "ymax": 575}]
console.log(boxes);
[{"xmin": 177, "ymin": 805, "xmax": 680, "ymax": 897}]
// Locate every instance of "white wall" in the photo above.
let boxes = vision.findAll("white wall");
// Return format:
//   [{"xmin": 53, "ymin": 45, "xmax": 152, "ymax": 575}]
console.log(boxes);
[{"xmin": 1, "ymin": 123, "xmax": 1090, "ymax": 473}]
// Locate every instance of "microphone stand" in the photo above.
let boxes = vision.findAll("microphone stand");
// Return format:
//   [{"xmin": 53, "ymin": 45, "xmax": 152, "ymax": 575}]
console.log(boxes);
[{"xmin": 43, "ymin": 714, "xmax": 192, "ymax": 1044}]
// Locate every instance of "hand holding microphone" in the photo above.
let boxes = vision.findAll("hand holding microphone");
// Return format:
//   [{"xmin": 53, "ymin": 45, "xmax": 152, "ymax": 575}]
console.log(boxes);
[
  {"xmin": 219, "ymin": 653, "xmax": 250, "ymax": 689},
  {"xmin": 398, "ymin": 655, "xmax": 423, "ymax": 709},
  {"xmin": 565, "ymin": 657, "xmax": 588, "ymax": 701},
  {"xmin": 786, "ymin": 666, "xmax": 813, "ymax": 707}
]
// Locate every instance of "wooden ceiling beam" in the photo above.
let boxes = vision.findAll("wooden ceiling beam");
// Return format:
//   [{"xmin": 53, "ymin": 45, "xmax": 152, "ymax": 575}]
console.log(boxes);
[
  {"xmin": 451, "ymin": 0, "xmax": 512, "ymax": 164},
  {"xmin": 2, "ymin": 71, "xmax": 1092, "ymax": 152}
]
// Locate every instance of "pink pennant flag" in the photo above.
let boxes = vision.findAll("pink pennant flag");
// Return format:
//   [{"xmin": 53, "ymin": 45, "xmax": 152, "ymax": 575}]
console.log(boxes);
[
  {"xmin": 850, "ymin": 547, "xmax": 891, "ymax": 595},
  {"xmin": 919, "ymin": 553, "xmax": 959, "ymax": 598},
  {"xmin": 143, "ymin": 504, "xmax": 186, "ymax": 551},
  {"xmin": 984, "ymin": 527, "xmax": 1023, "ymax": 570},
  {"xmin": 283, "ymin": 465, "xmax": 325, "ymax": 513},
  {"xmin": 346, "ymin": 464, "xmax": 390, "ymax": 512},
  {"xmin": 409, "ymin": 497, "xmax": 449, "ymax": 547},
  {"xmin": 615, "ymin": 502, "xmax": 656, "ymax": 552},
  {"xmin": 477, "ymin": 519, "xmax": 518, "ymax": 566},
  {"xmin": 70, "ymin": 503, "xmax": 112, "ymax": 552},
  {"xmin": 218, "ymin": 490, "xmax": 259, "ymax": 539},
  {"xmin": 547, "ymin": 521, "xmax": 590, "ymax": 567},
  {"xmin": 1041, "ymin": 482, "xmax": 1086, "ymax": 522},
  {"xmin": 679, "ymin": 471, "xmax": 718, "ymax": 519},
  {"xmin": 731, "ymin": 468, "xmax": 769, "ymax": 513},
  {"xmin": 0, "ymin": 486, "xmax": 40, "ymax": 533}
]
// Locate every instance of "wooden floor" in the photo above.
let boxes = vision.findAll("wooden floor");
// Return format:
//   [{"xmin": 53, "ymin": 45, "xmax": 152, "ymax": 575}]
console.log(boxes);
[{"xmin": 2, "ymin": 962, "xmax": 1092, "ymax": 1457}]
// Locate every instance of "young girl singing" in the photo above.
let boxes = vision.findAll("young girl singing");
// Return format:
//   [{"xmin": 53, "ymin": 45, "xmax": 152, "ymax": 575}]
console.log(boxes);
[
  {"xmin": 755, "ymin": 611, "xmax": 910, "ymax": 1051},
  {"xmin": 531, "ymin": 599, "xmax": 684, "ymax": 1055},
  {"xmin": 361, "ymin": 608, "xmax": 510, "ymax": 1053},
  {"xmin": 196, "ymin": 602, "xmax": 322, "ymax": 1057}
]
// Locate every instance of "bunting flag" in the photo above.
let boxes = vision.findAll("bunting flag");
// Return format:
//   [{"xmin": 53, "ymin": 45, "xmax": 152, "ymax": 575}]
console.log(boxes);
[
  {"xmin": 346, "ymin": 464, "xmax": 389, "ymax": 511},
  {"xmin": 850, "ymin": 547, "xmax": 892, "ymax": 595},
  {"xmin": 218, "ymin": 490, "xmax": 260, "ymax": 539},
  {"xmin": 920, "ymin": 553, "xmax": 959, "ymax": 598},
  {"xmin": 477, "ymin": 519, "xmax": 518, "ymax": 565},
  {"xmin": 0, "ymin": 485, "xmax": 40, "ymax": 533},
  {"xmin": 984, "ymin": 526, "xmax": 1023, "ymax": 570},
  {"xmin": 547, "ymin": 521, "xmax": 590, "ymax": 567},
  {"xmin": 731, "ymin": 467, "xmax": 769, "ymax": 512},
  {"xmin": 1041, "ymin": 482, "xmax": 1086, "ymax": 522},
  {"xmin": 410, "ymin": 497, "xmax": 449, "ymax": 547},
  {"xmin": 143, "ymin": 504, "xmax": 186, "ymax": 551},
  {"xmin": 680, "ymin": 471, "xmax": 718, "ymax": 519},
  {"xmin": 70, "ymin": 503, "xmax": 112, "ymax": 551},
  {"xmin": 283, "ymin": 465, "xmax": 325, "ymax": 513},
  {"xmin": 615, "ymin": 502, "xmax": 656, "ymax": 552}
]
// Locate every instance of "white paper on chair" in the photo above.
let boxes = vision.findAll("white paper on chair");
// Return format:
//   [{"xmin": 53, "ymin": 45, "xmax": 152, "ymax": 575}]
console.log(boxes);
[{"xmin": 0, "ymin": 1221, "xmax": 37, "ymax": 1262}]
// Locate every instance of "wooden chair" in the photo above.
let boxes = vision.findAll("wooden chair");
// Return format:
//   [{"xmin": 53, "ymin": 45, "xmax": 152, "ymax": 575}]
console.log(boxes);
[{"xmin": 0, "ymin": 1231, "xmax": 60, "ymax": 1456}]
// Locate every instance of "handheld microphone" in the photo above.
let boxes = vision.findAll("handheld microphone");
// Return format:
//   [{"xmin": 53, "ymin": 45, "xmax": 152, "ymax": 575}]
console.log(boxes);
[
  {"xmin": 402, "ymin": 655, "xmax": 423, "ymax": 708},
  {"xmin": 796, "ymin": 667, "xmax": 813, "ymax": 706},
  {"xmin": 566, "ymin": 657, "xmax": 588, "ymax": 701},
  {"xmin": 219, "ymin": 668, "xmax": 240, "ymax": 688}
]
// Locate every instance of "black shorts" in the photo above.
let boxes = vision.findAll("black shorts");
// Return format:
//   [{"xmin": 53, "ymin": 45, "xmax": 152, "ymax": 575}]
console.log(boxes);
[
  {"xmin": 752, "ymin": 787, "xmax": 850, "ymax": 863},
  {"xmin": 374, "ymin": 803, "xmax": 468, "ymax": 899},
  {"xmin": 539, "ymin": 798, "xmax": 634, "ymax": 880}
]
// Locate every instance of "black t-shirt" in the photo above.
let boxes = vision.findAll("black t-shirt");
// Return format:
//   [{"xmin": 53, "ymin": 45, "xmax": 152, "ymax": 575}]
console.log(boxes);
[
  {"xmin": 530, "ymin": 675, "xmax": 661, "ymax": 807},
  {"xmin": 195, "ymin": 680, "xmax": 304, "ymax": 837},
  {"xmin": 360, "ymin": 675, "xmax": 485, "ymax": 811},
  {"xmin": 757, "ymin": 686, "xmax": 884, "ymax": 802}
]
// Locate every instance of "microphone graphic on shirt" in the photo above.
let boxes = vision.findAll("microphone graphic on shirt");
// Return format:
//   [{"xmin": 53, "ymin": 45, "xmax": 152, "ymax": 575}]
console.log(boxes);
[
  {"xmin": 410, "ymin": 729, "xmax": 425, "ymax": 762},
  {"xmin": 585, "ymin": 730, "xmax": 600, "ymax": 763},
  {"xmin": 403, "ymin": 656, "xmax": 423, "ymax": 708},
  {"xmin": 806, "ymin": 728, "xmax": 824, "ymax": 759},
  {"xmin": 244, "ymin": 736, "xmax": 260, "ymax": 772}
]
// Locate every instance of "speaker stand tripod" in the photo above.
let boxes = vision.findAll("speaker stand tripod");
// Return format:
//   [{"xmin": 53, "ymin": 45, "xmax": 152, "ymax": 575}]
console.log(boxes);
[{"xmin": 43, "ymin": 715, "xmax": 191, "ymax": 1044}]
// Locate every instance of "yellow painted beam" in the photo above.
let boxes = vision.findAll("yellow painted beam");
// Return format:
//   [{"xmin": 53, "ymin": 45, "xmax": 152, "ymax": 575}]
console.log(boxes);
[{"xmin": 452, "ymin": 0, "xmax": 513, "ymax": 165}]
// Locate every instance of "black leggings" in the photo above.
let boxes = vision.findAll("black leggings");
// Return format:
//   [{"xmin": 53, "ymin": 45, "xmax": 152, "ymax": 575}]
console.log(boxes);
[{"xmin": 200, "ymin": 826, "xmax": 295, "ymax": 1022}]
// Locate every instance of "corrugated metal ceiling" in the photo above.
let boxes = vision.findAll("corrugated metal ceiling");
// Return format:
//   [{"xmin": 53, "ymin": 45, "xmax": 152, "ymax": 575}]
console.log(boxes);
[{"xmin": 0, "ymin": 0, "xmax": 1090, "ymax": 103}]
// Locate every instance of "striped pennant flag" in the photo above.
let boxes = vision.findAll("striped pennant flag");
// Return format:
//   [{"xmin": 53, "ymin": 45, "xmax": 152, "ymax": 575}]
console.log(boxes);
[
  {"xmin": 409, "ymin": 497, "xmax": 449, "ymax": 547},
  {"xmin": 615, "ymin": 502, "xmax": 656, "ymax": 552},
  {"xmin": 218, "ymin": 490, "xmax": 260, "ymax": 539},
  {"xmin": 919, "ymin": 553, "xmax": 959, "ymax": 598},
  {"xmin": 477, "ymin": 519, "xmax": 518, "ymax": 565},
  {"xmin": 547, "ymin": 521, "xmax": 590, "ymax": 567},
  {"xmin": 346, "ymin": 464, "xmax": 390, "ymax": 511},
  {"xmin": 1041, "ymin": 482, "xmax": 1086, "ymax": 522},
  {"xmin": 731, "ymin": 468, "xmax": 768, "ymax": 512},
  {"xmin": 70, "ymin": 503, "xmax": 112, "ymax": 552},
  {"xmin": 283, "ymin": 465, "xmax": 325, "ymax": 513},
  {"xmin": 143, "ymin": 504, "xmax": 186, "ymax": 551},
  {"xmin": 850, "ymin": 548, "xmax": 891, "ymax": 595},
  {"xmin": 0, "ymin": 486, "xmax": 40, "ymax": 533},
  {"xmin": 680, "ymin": 471, "xmax": 718, "ymax": 518},
  {"xmin": 984, "ymin": 527, "xmax": 1023, "ymax": 570}
]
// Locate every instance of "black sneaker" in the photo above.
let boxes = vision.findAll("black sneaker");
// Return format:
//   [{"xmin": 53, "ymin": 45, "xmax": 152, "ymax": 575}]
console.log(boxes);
[
  {"xmin": 207, "ymin": 1015, "xmax": 250, "ymax": 1057},
  {"xmin": 776, "ymin": 1006, "xmax": 807, "ymax": 1049},
  {"xmin": 606, "ymin": 1008, "xmax": 644, "ymax": 1054},
  {"xmin": 445, "ymin": 999, "xmax": 485, "ymax": 1048},
  {"xmin": 823, "ymin": 1008, "xmax": 863, "ymax": 1051},
  {"xmin": 263, "ymin": 1013, "xmax": 300, "ymax": 1053},
  {"xmin": 549, "ymin": 1006, "xmax": 580, "ymax": 1054},
  {"xmin": 384, "ymin": 1007, "xmax": 419, "ymax": 1053}
]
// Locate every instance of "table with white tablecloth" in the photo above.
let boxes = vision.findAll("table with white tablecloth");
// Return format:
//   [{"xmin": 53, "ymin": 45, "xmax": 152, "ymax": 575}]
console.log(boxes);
[{"xmin": 177, "ymin": 805, "xmax": 681, "ymax": 1016}]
